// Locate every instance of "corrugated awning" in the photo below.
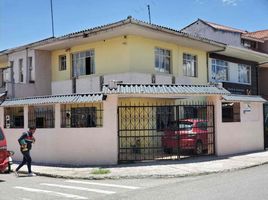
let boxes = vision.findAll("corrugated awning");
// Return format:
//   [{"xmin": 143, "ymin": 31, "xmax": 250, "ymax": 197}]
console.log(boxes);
[
  {"xmin": 1, "ymin": 93, "xmax": 104, "ymax": 107},
  {"xmin": 103, "ymin": 84, "xmax": 230, "ymax": 95},
  {"xmin": 222, "ymin": 95, "xmax": 267, "ymax": 102}
]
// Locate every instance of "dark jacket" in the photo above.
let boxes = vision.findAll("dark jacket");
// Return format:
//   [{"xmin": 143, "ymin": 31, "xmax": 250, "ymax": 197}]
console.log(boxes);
[{"xmin": 18, "ymin": 131, "xmax": 35, "ymax": 151}]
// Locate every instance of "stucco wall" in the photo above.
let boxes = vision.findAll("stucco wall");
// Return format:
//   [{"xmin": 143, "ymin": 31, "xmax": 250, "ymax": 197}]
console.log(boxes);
[
  {"xmin": 182, "ymin": 21, "xmax": 242, "ymax": 47},
  {"xmin": 1, "ymin": 95, "xmax": 118, "ymax": 166},
  {"xmin": 209, "ymin": 96, "xmax": 264, "ymax": 156}
]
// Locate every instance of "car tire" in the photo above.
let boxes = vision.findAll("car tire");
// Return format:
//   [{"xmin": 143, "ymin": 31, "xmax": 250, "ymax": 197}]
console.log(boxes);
[
  {"xmin": 195, "ymin": 141, "xmax": 203, "ymax": 155},
  {"xmin": 164, "ymin": 147, "xmax": 173, "ymax": 154}
]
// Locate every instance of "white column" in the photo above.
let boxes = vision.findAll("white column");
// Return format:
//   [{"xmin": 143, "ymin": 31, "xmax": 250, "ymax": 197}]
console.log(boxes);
[
  {"xmin": 24, "ymin": 105, "xmax": 28, "ymax": 129},
  {"xmin": 55, "ymin": 103, "xmax": 61, "ymax": 129},
  {"xmin": 0, "ymin": 107, "xmax": 4, "ymax": 127}
]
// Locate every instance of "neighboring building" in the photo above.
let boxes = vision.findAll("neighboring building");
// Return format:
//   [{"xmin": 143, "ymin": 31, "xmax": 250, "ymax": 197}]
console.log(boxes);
[
  {"xmin": 182, "ymin": 19, "xmax": 268, "ymax": 96},
  {"xmin": 0, "ymin": 38, "xmax": 53, "ymax": 98},
  {"xmin": 0, "ymin": 17, "xmax": 266, "ymax": 165}
]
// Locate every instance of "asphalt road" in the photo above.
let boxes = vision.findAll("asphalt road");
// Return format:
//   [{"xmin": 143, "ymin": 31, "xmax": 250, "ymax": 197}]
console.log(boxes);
[{"xmin": 1, "ymin": 164, "xmax": 268, "ymax": 200}]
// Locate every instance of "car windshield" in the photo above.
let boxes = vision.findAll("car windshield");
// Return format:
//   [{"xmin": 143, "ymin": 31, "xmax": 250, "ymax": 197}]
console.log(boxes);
[
  {"xmin": 178, "ymin": 121, "xmax": 193, "ymax": 131},
  {"xmin": 0, "ymin": 128, "xmax": 4, "ymax": 141},
  {"xmin": 168, "ymin": 121, "xmax": 193, "ymax": 131}
]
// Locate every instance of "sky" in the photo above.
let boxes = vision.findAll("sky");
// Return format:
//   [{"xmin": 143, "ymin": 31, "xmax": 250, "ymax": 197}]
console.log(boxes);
[{"xmin": 0, "ymin": 0, "xmax": 268, "ymax": 51}]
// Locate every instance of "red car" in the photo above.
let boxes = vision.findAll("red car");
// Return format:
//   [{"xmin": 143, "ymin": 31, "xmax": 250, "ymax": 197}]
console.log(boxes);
[
  {"xmin": 0, "ymin": 127, "xmax": 13, "ymax": 173},
  {"xmin": 162, "ymin": 119, "xmax": 208, "ymax": 155}
]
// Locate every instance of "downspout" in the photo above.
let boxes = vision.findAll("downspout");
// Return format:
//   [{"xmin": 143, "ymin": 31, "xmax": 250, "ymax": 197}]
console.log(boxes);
[
  {"xmin": 9, "ymin": 54, "xmax": 15, "ymax": 98},
  {"xmin": 206, "ymin": 47, "xmax": 226, "ymax": 83}
]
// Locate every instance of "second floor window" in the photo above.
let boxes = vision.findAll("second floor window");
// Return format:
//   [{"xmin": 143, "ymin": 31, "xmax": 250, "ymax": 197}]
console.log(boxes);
[
  {"xmin": 19, "ymin": 59, "xmax": 23, "ymax": 83},
  {"xmin": 72, "ymin": 50, "xmax": 95, "ymax": 77},
  {"xmin": 28, "ymin": 56, "xmax": 34, "ymax": 82},
  {"xmin": 59, "ymin": 55, "xmax": 66, "ymax": 71},
  {"xmin": 154, "ymin": 48, "xmax": 171, "ymax": 73},
  {"xmin": 183, "ymin": 53, "xmax": 197, "ymax": 77},
  {"xmin": 211, "ymin": 59, "xmax": 229, "ymax": 81},
  {"xmin": 238, "ymin": 64, "xmax": 251, "ymax": 84}
]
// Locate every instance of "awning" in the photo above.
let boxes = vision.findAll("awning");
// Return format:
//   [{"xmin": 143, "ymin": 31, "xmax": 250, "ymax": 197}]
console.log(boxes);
[
  {"xmin": 103, "ymin": 84, "xmax": 231, "ymax": 95},
  {"xmin": 218, "ymin": 45, "xmax": 268, "ymax": 64},
  {"xmin": 222, "ymin": 95, "xmax": 267, "ymax": 102},
  {"xmin": 1, "ymin": 93, "xmax": 105, "ymax": 107}
]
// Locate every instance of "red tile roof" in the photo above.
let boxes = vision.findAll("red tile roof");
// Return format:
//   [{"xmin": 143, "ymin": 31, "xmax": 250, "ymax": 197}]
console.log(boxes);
[
  {"xmin": 202, "ymin": 19, "xmax": 247, "ymax": 33},
  {"xmin": 242, "ymin": 30, "xmax": 268, "ymax": 41}
]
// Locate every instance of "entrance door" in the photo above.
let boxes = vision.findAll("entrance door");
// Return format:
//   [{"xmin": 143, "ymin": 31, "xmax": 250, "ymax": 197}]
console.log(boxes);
[{"xmin": 264, "ymin": 104, "xmax": 268, "ymax": 148}]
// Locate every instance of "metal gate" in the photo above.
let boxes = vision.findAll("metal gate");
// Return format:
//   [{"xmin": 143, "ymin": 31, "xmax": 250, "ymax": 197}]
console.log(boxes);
[
  {"xmin": 264, "ymin": 104, "xmax": 268, "ymax": 149},
  {"xmin": 118, "ymin": 101, "xmax": 215, "ymax": 162}
]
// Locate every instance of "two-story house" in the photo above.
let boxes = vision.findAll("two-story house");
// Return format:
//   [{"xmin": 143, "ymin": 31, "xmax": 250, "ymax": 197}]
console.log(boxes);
[
  {"xmin": 0, "ymin": 17, "xmax": 266, "ymax": 165},
  {"xmin": 181, "ymin": 19, "xmax": 268, "ymax": 96},
  {"xmin": 0, "ymin": 38, "xmax": 53, "ymax": 99}
]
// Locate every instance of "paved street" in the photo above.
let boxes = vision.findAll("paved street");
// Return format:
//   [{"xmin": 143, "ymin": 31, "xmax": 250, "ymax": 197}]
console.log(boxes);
[{"xmin": 1, "ymin": 164, "xmax": 268, "ymax": 200}]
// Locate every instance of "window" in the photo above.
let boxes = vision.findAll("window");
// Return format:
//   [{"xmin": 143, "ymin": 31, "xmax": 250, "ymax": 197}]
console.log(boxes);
[
  {"xmin": 156, "ymin": 107, "xmax": 174, "ymax": 131},
  {"xmin": 211, "ymin": 59, "xmax": 229, "ymax": 81},
  {"xmin": 183, "ymin": 53, "xmax": 197, "ymax": 77},
  {"xmin": 19, "ymin": 59, "xmax": 23, "ymax": 82},
  {"xmin": 222, "ymin": 102, "xmax": 240, "ymax": 122},
  {"xmin": 4, "ymin": 107, "xmax": 24, "ymax": 128},
  {"xmin": 28, "ymin": 57, "xmax": 34, "ymax": 82},
  {"xmin": 238, "ymin": 64, "xmax": 251, "ymax": 84},
  {"xmin": 154, "ymin": 48, "xmax": 171, "ymax": 73},
  {"xmin": 59, "ymin": 55, "xmax": 66, "ymax": 71},
  {"xmin": 61, "ymin": 103, "xmax": 103, "ymax": 128},
  {"xmin": 28, "ymin": 106, "xmax": 54, "ymax": 128},
  {"xmin": 72, "ymin": 50, "xmax": 95, "ymax": 77}
]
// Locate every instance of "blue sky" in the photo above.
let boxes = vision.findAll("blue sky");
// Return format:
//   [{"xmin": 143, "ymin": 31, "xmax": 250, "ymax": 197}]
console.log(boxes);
[{"xmin": 0, "ymin": 0, "xmax": 267, "ymax": 51}]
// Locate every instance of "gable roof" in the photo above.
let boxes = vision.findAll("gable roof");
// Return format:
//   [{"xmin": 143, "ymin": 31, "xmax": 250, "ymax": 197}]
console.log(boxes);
[
  {"xmin": 242, "ymin": 30, "xmax": 268, "ymax": 41},
  {"xmin": 182, "ymin": 19, "xmax": 247, "ymax": 34},
  {"xmin": 0, "ymin": 16, "xmax": 225, "ymax": 55}
]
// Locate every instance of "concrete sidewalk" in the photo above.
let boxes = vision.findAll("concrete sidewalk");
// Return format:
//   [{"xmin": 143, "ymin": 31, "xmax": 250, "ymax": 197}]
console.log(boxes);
[{"xmin": 12, "ymin": 151, "xmax": 268, "ymax": 180}]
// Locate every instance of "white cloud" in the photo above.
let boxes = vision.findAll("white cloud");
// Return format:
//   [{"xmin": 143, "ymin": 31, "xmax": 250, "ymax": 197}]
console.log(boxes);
[{"xmin": 221, "ymin": 0, "xmax": 240, "ymax": 6}]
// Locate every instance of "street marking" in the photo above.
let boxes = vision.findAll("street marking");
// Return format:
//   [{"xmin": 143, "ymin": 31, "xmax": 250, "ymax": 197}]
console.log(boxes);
[
  {"xmin": 66, "ymin": 180, "xmax": 140, "ymax": 189},
  {"xmin": 40, "ymin": 183, "xmax": 116, "ymax": 194},
  {"xmin": 14, "ymin": 187, "xmax": 88, "ymax": 200}
]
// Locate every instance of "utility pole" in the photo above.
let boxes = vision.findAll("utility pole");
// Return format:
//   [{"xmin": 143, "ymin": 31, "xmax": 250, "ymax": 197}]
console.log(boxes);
[
  {"xmin": 50, "ymin": 0, "xmax": 55, "ymax": 37},
  {"xmin": 147, "ymin": 4, "xmax": 151, "ymax": 24}
]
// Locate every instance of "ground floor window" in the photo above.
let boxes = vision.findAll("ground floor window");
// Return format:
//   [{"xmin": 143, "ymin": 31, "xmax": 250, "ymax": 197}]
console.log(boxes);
[
  {"xmin": 4, "ymin": 107, "xmax": 24, "ymax": 128},
  {"xmin": 61, "ymin": 103, "xmax": 103, "ymax": 128},
  {"xmin": 222, "ymin": 102, "xmax": 240, "ymax": 122},
  {"xmin": 28, "ymin": 105, "xmax": 55, "ymax": 128}
]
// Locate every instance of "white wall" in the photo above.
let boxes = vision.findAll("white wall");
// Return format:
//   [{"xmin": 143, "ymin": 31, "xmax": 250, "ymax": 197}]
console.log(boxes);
[
  {"xmin": 52, "ymin": 80, "xmax": 72, "ymax": 95},
  {"xmin": 76, "ymin": 75, "xmax": 101, "ymax": 93},
  {"xmin": 209, "ymin": 96, "xmax": 264, "ymax": 156},
  {"xmin": 104, "ymin": 72, "xmax": 152, "ymax": 85},
  {"xmin": 1, "ymin": 95, "xmax": 118, "ymax": 166}
]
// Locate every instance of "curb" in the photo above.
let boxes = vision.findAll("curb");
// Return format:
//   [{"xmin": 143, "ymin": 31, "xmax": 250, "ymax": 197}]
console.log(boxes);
[{"xmin": 16, "ymin": 161, "xmax": 268, "ymax": 180}]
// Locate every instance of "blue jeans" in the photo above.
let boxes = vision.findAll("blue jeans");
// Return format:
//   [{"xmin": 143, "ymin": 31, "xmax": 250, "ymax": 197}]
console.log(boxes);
[{"xmin": 16, "ymin": 151, "xmax": 32, "ymax": 173}]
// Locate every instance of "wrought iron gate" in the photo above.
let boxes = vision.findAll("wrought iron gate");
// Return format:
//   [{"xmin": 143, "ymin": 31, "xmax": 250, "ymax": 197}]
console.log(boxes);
[{"xmin": 118, "ymin": 101, "xmax": 215, "ymax": 162}]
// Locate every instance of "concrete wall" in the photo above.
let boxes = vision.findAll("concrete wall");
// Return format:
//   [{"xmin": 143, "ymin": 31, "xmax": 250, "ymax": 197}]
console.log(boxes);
[
  {"xmin": 182, "ymin": 21, "xmax": 242, "ymax": 47},
  {"xmin": 209, "ymin": 96, "xmax": 264, "ymax": 156},
  {"xmin": 1, "ymin": 95, "xmax": 118, "ymax": 166},
  {"xmin": 6, "ymin": 50, "xmax": 51, "ymax": 98}
]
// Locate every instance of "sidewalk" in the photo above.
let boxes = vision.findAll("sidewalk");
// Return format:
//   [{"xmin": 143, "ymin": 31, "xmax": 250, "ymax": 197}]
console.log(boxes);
[{"xmin": 12, "ymin": 151, "xmax": 268, "ymax": 180}]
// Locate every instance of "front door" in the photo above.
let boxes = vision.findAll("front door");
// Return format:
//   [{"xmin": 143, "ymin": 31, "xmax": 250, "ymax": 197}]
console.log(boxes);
[{"xmin": 264, "ymin": 104, "xmax": 268, "ymax": 148}]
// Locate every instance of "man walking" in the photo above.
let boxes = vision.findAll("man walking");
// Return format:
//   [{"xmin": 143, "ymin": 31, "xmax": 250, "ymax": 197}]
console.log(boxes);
[{"xmin": 14, "ymin": 126, "xmax": 37, "ymax": 177}]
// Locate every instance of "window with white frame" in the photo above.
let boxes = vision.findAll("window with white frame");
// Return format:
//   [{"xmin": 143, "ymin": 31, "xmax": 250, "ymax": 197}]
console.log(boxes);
[
  {"xmin": 72, "ymin": 50, "xmax": 95, "ymax": 77},
  {"xmin": 183, "ymin": 53, "xmax": 197, "ymax": 77},
  {"xmin": 19, "ymin": 58, "xmax": 23, "ymax": 82},
  {"xmin": 59, "ymin": 55, "xmax": 66, "ymax": 71},
  {"xmin": 211, "ymin": 59, "xmax": 229, "ymax": 81},
  {"xmin": 154, "ymin": 47, "xmax": 171, "ymax": 73},
  {"xmin": 238, "ymin": 64, "xmax": 251, "ymax": 84}
]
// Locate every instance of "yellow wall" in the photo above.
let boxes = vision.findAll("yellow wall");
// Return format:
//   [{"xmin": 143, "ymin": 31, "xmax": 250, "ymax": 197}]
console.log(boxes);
[
  {"xmin": 0, "ymin": 61, "xmax": 8, "ymax": 69},
  {"xmin": 51, "ymin": 37, "xmax": 129, "ymax": 81},
  {"xmin": 51, "ymin": 35, "xmax": 208, "ymax": 84}
]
